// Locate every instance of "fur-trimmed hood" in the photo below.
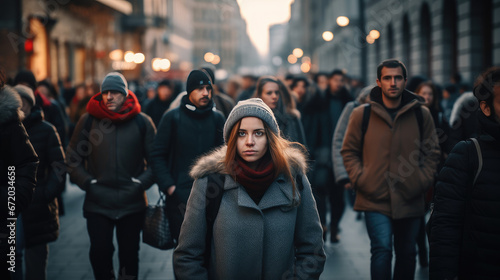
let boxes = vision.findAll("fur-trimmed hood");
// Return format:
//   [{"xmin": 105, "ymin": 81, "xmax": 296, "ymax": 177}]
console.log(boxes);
[
  {"xmin": 0, "ymin": 86, "xmax": 24, "ymax": 124},
  {"xmin": 190, "ymin": 145, "xmax": 308, "ymax": 180}
]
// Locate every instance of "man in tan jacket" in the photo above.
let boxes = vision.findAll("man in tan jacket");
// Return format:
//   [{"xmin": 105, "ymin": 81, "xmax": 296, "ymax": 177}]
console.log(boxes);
[{"xmin": 341, "ymin": 59, "xmax": 440, "ymax": 280}]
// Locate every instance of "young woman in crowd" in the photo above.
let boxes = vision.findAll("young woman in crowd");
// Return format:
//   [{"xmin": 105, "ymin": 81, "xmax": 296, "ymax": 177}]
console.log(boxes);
[
  {"xmin": 173, "ymin": 98, "xmax": 325, "ymax": 279},
  {"xmin": 253, "ymin": 76, "xmax": 306, "ymax": 145}
]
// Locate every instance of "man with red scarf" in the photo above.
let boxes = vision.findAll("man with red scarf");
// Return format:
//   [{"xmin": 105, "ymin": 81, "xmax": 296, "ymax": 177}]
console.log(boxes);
[{"xmin": 66, "ymin": 72, "xmax": 156, "ymax": 280}]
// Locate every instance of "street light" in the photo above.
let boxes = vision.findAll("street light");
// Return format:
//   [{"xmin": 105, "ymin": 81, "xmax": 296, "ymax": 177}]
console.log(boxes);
[
  {"xmin": 337, "ymin": 16, "xmax": 349, "ymax": 27},
  {"xmin": 212, "ymin": 55, "xmax": 221, "ymax": 65},
  {"xmin": 322, "ymin": 31, "xmax": 334, "ymax": 41},
  {"xmin": 292, "ymin": 48, "xmax": 303, "ymax": 58},
  {"xmin": 204, "ymin": 52, "xmax": 215, "ymax": 63},
  {"xmin": 369, "ymin": 30, "xmax": 380, "ymax": 39}
]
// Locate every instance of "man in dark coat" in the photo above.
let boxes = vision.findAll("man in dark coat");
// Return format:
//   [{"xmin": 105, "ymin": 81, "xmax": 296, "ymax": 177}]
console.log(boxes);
[
  {"xmin": 144, "ymin": 79, "xmax": 175, "ymax": 127},
  {"xmin": 150, "ymin": 69, "xmax": 225, "ymax": 243},
  {"xmin": 429, "ymin": 67, "xmax": 500, "ymax": 279},
  {"xmin": 0, "ymin": 83, "xmax": 38, "ymax": 280},
  {"xmin": 66, "ymin": 72, "xmax": 156, "ymax": 280},
  {"xmin": 13, "ymin": 85, "xmax": 65, "ymax": 280}
]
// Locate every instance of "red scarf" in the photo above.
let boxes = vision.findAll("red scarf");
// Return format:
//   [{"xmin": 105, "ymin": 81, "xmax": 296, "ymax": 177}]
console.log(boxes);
[
  {"xmin": 86, "ymin": 90, "xmax": 141, "ymax": 123},
  {"xmin": 235, "ymin": 153, "xmax": 275, "ymax": 203},
  {"xmin": 34, "ymin": 89, "xmax": 52, "ymax": 107}
]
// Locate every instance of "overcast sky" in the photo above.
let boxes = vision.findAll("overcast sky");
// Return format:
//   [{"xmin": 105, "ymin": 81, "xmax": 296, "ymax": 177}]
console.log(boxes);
[{"xmin": 237, "ymin": 0, "xmax": 294, "ymax": 56}]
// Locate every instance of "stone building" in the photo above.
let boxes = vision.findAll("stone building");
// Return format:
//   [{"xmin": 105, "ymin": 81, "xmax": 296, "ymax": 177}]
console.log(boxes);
[{"xmin": 280, "ymin": 0, "xmax": 500, "ymax": 86}]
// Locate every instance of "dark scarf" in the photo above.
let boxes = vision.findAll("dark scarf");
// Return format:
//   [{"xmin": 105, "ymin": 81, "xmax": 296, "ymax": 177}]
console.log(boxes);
[
  {"xmin": 180, "ymin": 94, "xmax": 215, "ymax": 118},
  {"xmin": 86, "ymin": 90, "xmax": 141, "ymax": 123},
  {"xmin": 235, "ymin": 153, "xmax": 275, "ymax": 204}
]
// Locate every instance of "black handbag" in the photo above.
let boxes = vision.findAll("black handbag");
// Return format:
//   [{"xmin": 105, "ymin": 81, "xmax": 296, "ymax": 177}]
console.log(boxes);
[{"xmin": 143, "ymin": 191, "xmax": 175, "ymax": 250}]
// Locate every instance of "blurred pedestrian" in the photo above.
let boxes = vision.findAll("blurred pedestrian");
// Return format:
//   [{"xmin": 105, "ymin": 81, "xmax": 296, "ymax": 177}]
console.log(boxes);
[
  {"xmin": 429, "ymin": 66, "xmax": 500, "ymax": 279},
  {"xmin": 253, "ymin": 76, "xmax": 306, "ymax": 145},
  {"xmin": 314, "ymin": 69, "xmax": 353, "ymax": 243},
  {"xmin": 414, "ymin": 81, "xmax": 451, "ymax": 267},
  {"xmin": 13, "ymin": 85, "xmax": 65, "ymax": 280},
  {"xmin": 14, "ymin": 70, "xmax": 68, "ymax": 149},
  {"xmin": 144, "ymin": 79, "xmax": 175, "ymax": 127},
  {"xmin": 0, "ymin": 80, "xmax": 38, "ymax": 280},
  {"xmin": 150, "ymin": 69, "xmax": 225, "ymax": 243},
  {"xmin": 314, "ymin": 72, "xmax": 329, "ymax": 92},
  {"xmin": 66, "ymin": 72, "xmax": 156, "ymax": 280},
  {"xmin": 173, "ymin": 98, "xmax": 326, "ymax": 279},
  {"xmin": 332, "ymin": 86, "xmax": 372, "ymax": 221},
  {"xmin": 342, "ymin": 59, "xmax": 440, "ymax": 279},
  {"xmin": 235, "ymin": 74, "xmax": 257, "ymax": 102}
]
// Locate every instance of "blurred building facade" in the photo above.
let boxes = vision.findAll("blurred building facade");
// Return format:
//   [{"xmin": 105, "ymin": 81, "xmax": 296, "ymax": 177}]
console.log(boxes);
[
  {"xmin": 0, "ymin": 0, "xmax": 258, "ymax": 86},
  {"xmin": 276, "ymin": 0, "xmax": 500, "ymax": 86}
]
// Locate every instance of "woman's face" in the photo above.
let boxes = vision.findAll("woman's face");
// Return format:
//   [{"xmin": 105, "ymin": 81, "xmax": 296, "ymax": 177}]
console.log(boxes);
[
  {"xmin": 417, "ymin": 85, "xmax": 434, "ymax": 108},
  {"xmin": 236, "ymin": 117, "xmax": 268, "ymax": 169},
  {"xmin": 260, "ymin": 81, "xmax": 280, "ymax": 109}
]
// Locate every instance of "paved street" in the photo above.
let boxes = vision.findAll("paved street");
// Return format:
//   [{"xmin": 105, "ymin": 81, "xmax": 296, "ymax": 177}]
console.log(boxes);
[{"xmin": 46, "ymin": 182, "xmax": 429, "ymax": 280}]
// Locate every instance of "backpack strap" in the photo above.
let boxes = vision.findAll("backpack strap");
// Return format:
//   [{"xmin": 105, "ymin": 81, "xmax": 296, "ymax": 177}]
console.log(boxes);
[
  {"xmin": 360, "ymin": 104, "xmax": 371, "ymax": 149},
  {"xmin": 204, "ymin": 173, "xmax": 225, "ymax": 267}
]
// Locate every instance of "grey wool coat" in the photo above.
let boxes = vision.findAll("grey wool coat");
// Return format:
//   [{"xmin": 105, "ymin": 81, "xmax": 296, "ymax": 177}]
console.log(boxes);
[{"xmin": 173, "ymin": 145, "xmax": 326, "ymax": 280}]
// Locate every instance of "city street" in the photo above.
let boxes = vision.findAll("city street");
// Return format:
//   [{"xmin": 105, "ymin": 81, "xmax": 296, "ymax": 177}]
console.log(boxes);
[{"xmin": 46, "ymin": 181, "xmax": 430, "ymax": 280}]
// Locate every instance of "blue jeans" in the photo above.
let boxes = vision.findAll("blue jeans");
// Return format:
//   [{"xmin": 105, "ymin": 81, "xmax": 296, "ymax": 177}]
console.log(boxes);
[{"xmin": 364, "ymin": 211, "xmax": 420, "ymax": 280}]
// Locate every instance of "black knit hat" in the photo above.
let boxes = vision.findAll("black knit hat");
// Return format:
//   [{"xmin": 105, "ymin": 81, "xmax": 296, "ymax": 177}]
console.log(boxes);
[
  {"xmin": 101, "ymin": 72, "xmax": 128, "ymax": 96},
  {"xmin": 186, "ymin": 70, "xmax": 212, "ymax": 95},
  {"xmin": 14, "ymin": 70, "xmax": 37, "ymax": 91}
]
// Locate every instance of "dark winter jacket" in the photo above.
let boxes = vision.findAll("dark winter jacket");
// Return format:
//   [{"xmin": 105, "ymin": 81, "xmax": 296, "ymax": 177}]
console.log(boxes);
[
  {"xmin": 309, "ymin": 87, "xmax": 352, "ymax": 188},
  {"xmin": 150, "ymin": 95, "xmax": 225, "ymax": 203},
  {"xmin": 144, "ymin": 96, "xmax": 172, "ymax": 127},
  {"xmin": 342, "ymin": 87, "xmax": 440, "ymax": 219},
  {"xmin": 174, "ymin": 145, "xmax": 325, "ymax": 279},
  {"xmin": 429, "ymin": 111, "xmax": 500, "ymax": 280},
  {"xmin": 0, "ymin": 86, "xmax": 38, "ymax": 218},
  {"xmin": 66, "ymin": 95, "xmax": 156, "ymax": 220},
  {"xmin": 22, "ymin": 106, "xmax": 65, "ymax": 247}
]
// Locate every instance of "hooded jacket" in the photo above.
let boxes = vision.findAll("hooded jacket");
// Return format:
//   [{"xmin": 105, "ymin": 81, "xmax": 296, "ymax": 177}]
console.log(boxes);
[
  {"xmin": 341, "ymin": 87, "xmax": 440, "ymax": 219},
  {"xmin": 429, "ymin": 111, "xmax": 500, "ymax": 280},
  {"xmin": 173, "ymin": 145, "xmax": 326, "ymax": 280},
  {"xmin": 66, "ymin": 91, "xmax": 156, "ymax": 220},
  {"xmin": 21, "ymin": 106, "xmax": 65, "ymax": 247},
  {"xmin": 0, "ymin": 86, "xmax": 38, "ymax": 218}
]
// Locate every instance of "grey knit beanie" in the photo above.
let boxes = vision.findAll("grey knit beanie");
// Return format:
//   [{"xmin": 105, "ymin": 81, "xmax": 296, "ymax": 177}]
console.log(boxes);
[
  {"xmin": 223, "ymin": 98, "xmax": 279, "ymax": 143},
  {"xmin": 14, "ymin": 84, "xmax": 35, "ymax": 106},
  {"xmin": 101, "ymin": 72, "xmax": 128, "ymax": 96}
]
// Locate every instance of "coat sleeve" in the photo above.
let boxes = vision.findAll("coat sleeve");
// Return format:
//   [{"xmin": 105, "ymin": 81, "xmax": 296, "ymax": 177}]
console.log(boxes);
[
  {"xmin": 42, "ymin": 123, "xmax": 66, "ymax": 202},
  {"xmin": 332, "ymin": 102, "xmax": 355, "ymax": 186},
  {"xmin": 418, "ymin": 107, "xmax": 441, "ymax": 192},
  {"xmin": 66, "ymin": 113, "xmax": 93, "ymax": 191},
  {"xmin": 341, "ymin": 106, "xmax": 364, "ymax": 189},
  {"xmin": 136, "ymin": 113, "xmax": 156, "ymax": 190},
  {"xmin": 429, "ymin": 141, "xmax": 470, "ymax": 280},
  {"xmin": 150, "ymin": 110, "xmax": 177, "ymax": 193},
  {"xmin": 173, "ymin": 177, "xmax": 209, "ymax": 280},
  {"xmin": 293, "ymin": 174, "xmax": 326, "ymax": 279}
]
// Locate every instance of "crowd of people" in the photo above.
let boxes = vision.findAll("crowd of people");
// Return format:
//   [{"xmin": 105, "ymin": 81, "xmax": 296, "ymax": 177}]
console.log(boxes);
[{"xmin": 1, "ymin": 59, "xmax": 499, "ymax": 280}]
